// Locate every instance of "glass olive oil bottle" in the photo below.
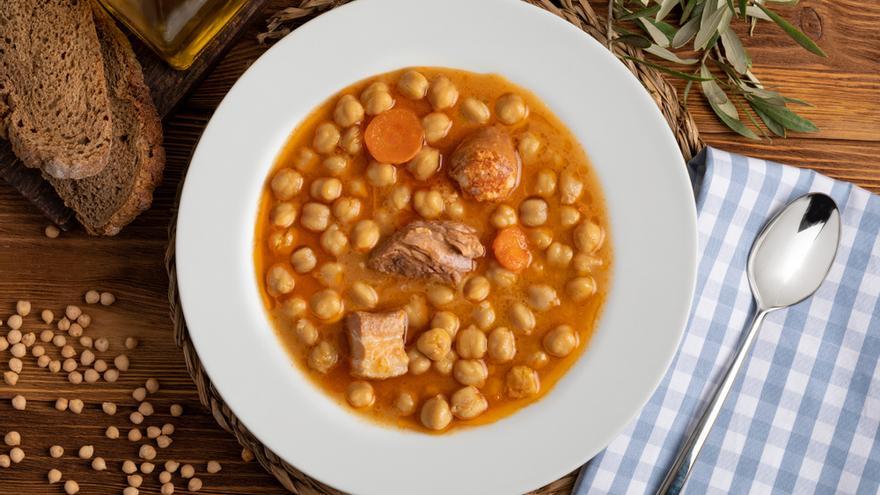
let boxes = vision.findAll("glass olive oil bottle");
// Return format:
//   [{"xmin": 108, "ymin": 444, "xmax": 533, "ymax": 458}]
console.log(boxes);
[{"xmin": 97, "ymin": 0, "xmax": 249, "ymax": 70}]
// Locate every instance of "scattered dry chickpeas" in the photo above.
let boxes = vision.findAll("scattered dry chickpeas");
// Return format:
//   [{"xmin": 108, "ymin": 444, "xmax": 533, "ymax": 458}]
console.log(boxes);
[
  {"xmin": 15, "ymin": 300, "xmax": 31, "ymax": 316},
  {"xmin": 106, "ymin": 426, "xmax": 120, "ymax": 439},
  {"xmin": 78, "ymin": 445, "xmax": 94, "ymax": 459},
  {"xmin": 241, "ymin": 448, "xmax": 255, "ymax": 463},
  {"xmin": 188, "ymin": 478, "xmax": 204, "ymax": 492},
  {"xmin": 55, "ymin": 397, "xmax": 69, "ymax": 411},
  {"xmin": 50, "ymin": 445, "xmax": 64, "ymax": 458},
  {"xmin": 122, "ymin": 460, "xmax": 138, "ymax": 474},
  {"xmin": 206, "ymin": 461, "xmax": 222, "ymax": 474},
  {"xmin": 44, "ymin": 224, "xmax": 61, "ymax": 238},
  {"xmin": 138, "ymin": 444, "xmax": 157, "ymax": 461},
  {"xmin": 84, "ymin": 290, "xmax": 100, "ymax": 304},
  {"xmin": 180, "ymin": 464, "xmax": 195, "ymax": 478},
  {"xmin": 4, "ymin": 431, "xmax": 21, "ymax": 446},
  {"xmin": 9, "ymin": 447, "xmax": 24, "ymax": 463},
  {"xmin": 140, "ymin": 461, "xmax": 156, "ymax": 474},
  {"xmin": 128, "ymin": 428, "xmax": 143, "ymax": 442},
  {"xmin": 11, "ymin": 394, "xmax": 26, "ymax": 410},
  {"xmin": 170, "ymin": 404, "xmax": 183, "ymax": 417},
  {"xmin": 69, "ymin": 399, "xmax": 84, "ymax": 414},
  {"xmin": 100, "ymin": 292, "xmax": 116, "ymax": 306},
  {"xmin": 145, "ymin": 378, "xmax": 160, "ymax": 394},
  {"xmin": 91, "ymin": 456, "xmax": 107, "ymax": 471},
  {"xmin": 48, "ymin": 468, "xmax": 62, "ymax": 483},
  {"xmin": 64, "ymin": 479, "xmax": 79, "ymax": 495},
  {"xmin": 125, "ymin": 337, "xmax": 139, "ymax": 350}
]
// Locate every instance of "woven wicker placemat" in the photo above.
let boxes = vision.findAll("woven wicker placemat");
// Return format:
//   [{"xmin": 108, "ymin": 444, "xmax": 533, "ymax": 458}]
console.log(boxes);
[{"xmin": 165, "ymin": 1, "xmax": 703, "ymax": 493}]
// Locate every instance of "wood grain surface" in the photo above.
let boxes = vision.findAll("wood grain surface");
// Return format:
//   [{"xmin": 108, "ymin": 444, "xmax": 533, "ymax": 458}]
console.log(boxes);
[{"xmin": 0, "ymin": 1, "xmax": 877, "ymax": 494}]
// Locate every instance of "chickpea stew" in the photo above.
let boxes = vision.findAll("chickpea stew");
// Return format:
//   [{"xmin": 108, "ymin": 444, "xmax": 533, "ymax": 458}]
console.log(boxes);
[{"xmin": 255, "ymin": 67, "xmax": 611, "ymax": 432}]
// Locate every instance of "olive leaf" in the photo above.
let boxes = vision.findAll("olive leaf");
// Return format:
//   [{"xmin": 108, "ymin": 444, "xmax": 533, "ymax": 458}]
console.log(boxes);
[
  {"xmin": 656, "ymin": 0, "xmax": 680, "ymax": 22},
  {"xmin": 747, "ymin": 96, "xmax": 819, "ymax": 132},
  {"xmin": 720, "ymin": 27, "xmax": 751, "ymax": 73},
  {"xmin": 695, "ymin": 5, "xmax": 731, "ymax": 50},
  {"xmin": 750, "ymin": 102, "xmax": 787, "ymax": 136},
  {"xmin": 646, "ymin": 44, "xmax": 699, "ymax": 64},
  {"xmin": 619, "ymin": 4, "xmax": 661, "ymax": 20},
  {"xmin": 757, "ymin": 4, "xmax": 827, "ymax": 56},
  {"xmin": 672, "ymin": 16, "xmax": 701, "ymax": 48},
  {"xmin": 637, "ymin": 17, "xmax": 672, "ymax": 47},
  {"xmin": 623, "ymin": 56, "xmax": 712, "ymax": 81},
  {"xmin": 700, "ymin": 65, "xmax": 738, "ymax": 119},
  {"xmin": 616, "ymin": 34, "xmax": 653, "ymax": 48}
]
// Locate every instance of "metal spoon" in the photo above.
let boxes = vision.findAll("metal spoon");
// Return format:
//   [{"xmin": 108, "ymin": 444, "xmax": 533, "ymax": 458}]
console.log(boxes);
[{"xmin": 656, "ymin": 192, "xmax": 841, "ymax": 495}]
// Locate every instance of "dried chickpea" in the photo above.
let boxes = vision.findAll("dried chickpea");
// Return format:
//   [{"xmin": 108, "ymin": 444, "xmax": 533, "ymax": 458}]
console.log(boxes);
[
  {"xmin": 9, "ymin": 357, "xmax": 23, "ymax": 373},
  {"xmin": 308, "ymin": 341, "xmax": 338, "ymax": 373},
  {"xmin": 518, "ymin": 133, "xmax": 541, "ymax": 162},
  {"xmin": 450, "ymin": 386, "xmax": 488, "ymax": 420},
  {"xmin": 460, "ymin": 97, "xmax": 490, "ymax": 124},
  {"xmin": 100, "ymin": 292, "xmax": 116, "ymax": 306},
  {"xmin": 78, "ymin": 445, "xmax": 94, "ymax": 459},
  {"xmin": 139, "ymin": 444, "xmax": 157, "ymax": 461},
  {"xmin": 340, "ymin": 126, "xmax": 362, "ymax": 154},
  {"xmin": 4, "ymin": 431, "xmax": 20, "ymax": 446},
  {"xmin": 115, "ymin": 354, "xmax": 130, "ymax": 371},
  {"xmin": 519, "ymin": 197, "xmax": 548, "ymax": 227},
  {"xmin": 188, "ymin": 478, "xmax": 204, "ymax": 492},
  {"xmin": 506, "ymin": 365, "xmax": 541, "ymax": 398},
  {"xmin": 170, "ymin": 404, "xmax": 183, "ymax": 417},
  {"xmin": 39, "ymin": 329, "xmax": 53, "ymax": 343},
  {"xmin": 21, "ymin": 331, "xmax": 35, "ymax": 346},
  {"xmin": 546, "ymin": 242, "xmax": 574, "ymax": 268},
  {"xmin": 159, "ymin": 471, "xmax": 172, "ymax": 484},
  {"xmin": 413, "ymin": 189, "xmax": 445, "ymax": 219},
  {"xmin": 490, "ymin": 204, "xmax": 517, "ymax": 229},
  {"xmin": 427, "ymin": 76, "xmax": 458, "ymax": 110},
  {"xmin": 300, "ymin": 202, "xmax": 331, "ymax": 232},
  {"xmin": 140, "ymin": 461, "xmax": 156, "ymax": 474},
  {"xmin": 364, "ymin": 91, "xmax": 394, "ymax": 115},
  {"xmin": 333, "ymin": 94, "xmax": 365, "ymax": 127},
  {"xmin": 543, "ymin": 325, "xmax": 579, "ymax": 357},
  {"xmin": 48, "ymin": 468, "xmax": 62, "ymax": 483},
  {"xmin": 426, "ymin": 284, "xmax": 455, "ymax": 308},
  {"xmin": 0, "ymin": 455, "xmax": 9, "ymax": 468},
  {"xmin": 416, "ymin": 328, "xmax": 453, "ymax": 363},
  {"xmin": 566, "ymin": 276, "xmax": 597, "ymax": 302},
  {"xmin": 310, "ymin": 289, "xmax": 343, "ymax": 320},
  {"xmin": 45, "ymin": 224, "xmax": 61, "ymax": 238},
  {"xmin": 407, "ymin": 348, "xmax": 431, "ymax": 375},
  {"xmin": 311, "ymin": 177, "xmax": 343, "ymax": 202},
  {"xmin": 397, "ymin": 70, "xmax": 428, "ymax": 99},
  {"xmin": 11, "ymin": 343, "xmax": 26, "ymax": 358},
  {"xmin": 420, "ymin": 395, "xmax": 452, "ymax": 430},
  {"xmin": 406, "ymin": 147, "xmax": 440, "ymax": 181},
  {"xmin": 453, "ymin": 359, "xmax": 488, "ymax": 387},
  {"xmin": 36, "ymin": 355, "xmax": 50, "ymax": 368},
  {"xmin": 84, "ymin": 369, "xmax": 100, "ymax": 383},
  {"xmin": 64, "ymin": 480, "xmax": 79, "ymax": 494},
  {"xmin": 332, "ymin": 197, "xmax": 362, "ymax": 223},
  {"xmin": 270, "ymin": 168, "xmax": 303, "ymax": 200},
  {"xmin": 346, "ymin": 381, "xmax": 375, "ymax": 408},
  {"xmin": 574, "ymin": 220, "xmax": 605, "ymax": 253},
  {"xmin": 16, "ymin": 300, "xmax": 31, "ymax": 316},
  {"xmin": 348, "ymin": 282, "xmax": 378, "ymax": 309},
  {"xmin": 322, "ymin": 155, "xmax": 349, "ymax": 175},
  {"xmin": 132, "ymin": 387, "xmax": 147, "ymax": 402},
  {"xmin": 266, "ymin": 264, "xmax": 295, "ymax": 295},
  {"xmin": 312, "ymin": 122, "xmax": 340, "ymax": 154},
  {"xmin": 6, "ymin": 314, "xmax": 22, "ymax": 330},
  {"xmin": 3, "ymin": 371, "xmax": 18, "ymax": 385},
  {"xmin": 106, "ymin": 426, "xmax": 120, "ymax": 439},
  {"xmin": 471, "ymin": 302, "xmax": 495, "ymax": 330},
  {"xmin": 394, "ymin": 392, "xmax": 417, "ymax": 415},
  {"xmin": 463, "ymin": 276, "xmax": 490, "ymax": 302},
  {"xmin": 9, "ymin": 447, "xmax": 23, "ymax": 463},
  {"xmin": 207, "ymin": 461, "xmax": 222, "ymax": 474},
  {"xmin": 422, "ymin": 112, "xmax": 452, "ymax": 144},
  {"xmin": 41, "ymin": 309, "xmax": 54, "ymax": 324},
  {"xmin": 351, "ymin": 220, "xmax": 380, "ymax": 251},
  {"xmin": 271, "ymin": 202, "xmax": 297, "ymax": 228},
  {"xmin": 456, "ymin": 326, "xmax": 487, "ymax": 359},
  {"xmin": 122, "ymin": 460, "xmax": 138, "ymax": 474},
  {"xmin": 32, "ymin": 344, "xmax": 46, "ymax": 357},
  {"xmin": 92, "ymin": 457, "xmax": 107, "ymax": 471},
  {"xmin": 366, "ymin": 161, "xmax": 397, "ymax": 187},
  {"xmin": 319, "ymin": 224, "xmax": 349, "ymax": 256},
  {"xmin": 146, "ymin": 378, "xmax": 160, "ymax": 394}
]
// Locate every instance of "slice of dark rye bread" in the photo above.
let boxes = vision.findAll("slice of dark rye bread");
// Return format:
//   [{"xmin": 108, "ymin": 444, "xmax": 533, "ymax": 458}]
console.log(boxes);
[
  {"xmin": 47, "ymin": 3, "xmax": 164, "ymax": 236},
  {"xmin": 0, "ymin": 0, "xmax": 113, "ymax": 179}
]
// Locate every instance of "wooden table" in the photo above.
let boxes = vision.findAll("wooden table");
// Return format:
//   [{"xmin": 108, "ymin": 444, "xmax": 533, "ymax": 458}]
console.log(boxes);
[{"xmin": 0, "ymin": 1, "xmax": 877, "ymax": 493}]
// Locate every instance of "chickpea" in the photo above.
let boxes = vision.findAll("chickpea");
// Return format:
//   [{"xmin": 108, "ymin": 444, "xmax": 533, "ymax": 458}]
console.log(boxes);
[
  {"xmin": 422, "ymin": 112, "xmax": 452, "ymax": 144},
  {"xmin": 266, "ymin": 264, "xmax": 295, "ymax": 295},
  {"xmin": 349, "ymin": 178, "xmax": 368, "ymax": 198},
  {"xmin": 427, "ymin": 76, "xmax": 458, "ymax": 110},
  {"xmin": 364, "ymin": 91, "xmax": 394, "ymax": 115},
  {"xmin": 486, "ymin": 264, "xmax": 517, "ymax": 288},
  {"xmin": 495, "ymin": 93, "xmax": 529, "ymax": 125},
  {"xmin": 293, "ymin": 319, "xmax": 318, "ymax": 346},
  {"xmin": 346, "ymin": 381, "xmax": 375, "ymax": 408},
  {"xmin": 293, "ymin": 147, "xmax": 318, "ymax": 172},
  {"xmin": 348, "ymin": 281, "xmax": 378, "ymax": 308},
  {"xmin": 447, "ymin": 199, "xmax": 465, "ymax": 218},
  {"xmin": 426, "ymin": 284, "xmax": 455, "ymax": 308},
  {"xmin": 546, "ymin": 242, "xmax": 574, "ymax": 268},
  {"xmin": 270, "ymin": 168, "xmax": 303, "ymax": 200},
  {"xmin": 407, "ymin": 147, "xmax": 440, "ymax": 181},
  {"xmin": 460, "ymin": 97, "xmax": 490, "ymax": 124},
  {"xmin": 268, "ymin": 228, "xmax": 297, "ymax": 253},
  {"xmin": 534, "ymin": 169, "xmax": 557, "ymax": 197},
  {"xmin": 559, "ymin": 206, "xmax": 581, "ymax": 228},
  {"xmin": 300, "ymin": 202, "xmax": 331, "ymax": 232},
  {"xmin": 432, "ymin": 350, "xmax": 457, "ymax": 375},
  {"xmin": 405, "ymin": 295, "xmax": 429, "ymax": 329},
  {"xmin": 488, "ymin": 327, "xmax": 516, "ymax": 363},
  {"xmin": 490, "ymin": 204, "xmax": 518, "ymax": 229},
  {"xmin": 508, "ymin": 302, "xmax": 536, "ymax": 334},
  {"xmin": 450, "ymin": 386, "xmax": 488, "ymax": 420},
  {"xmin": 566, "ymin": 276, "xmax": 597, "ymax": 302},
  {"xmin": 308, "ymin": 341, "xmax": 338, "ymax": 373},
  {"xmin": 463, "ymin": 276, "xmax": 491, "ymax": 302},
  {"xmin": 320, "ymin": 224, "xmax": 349, "ymax": 256},
  {"xmin": 397, "ymin": 70, "xmax": 428, "ymax": 99},
  {"xmin": 528, "ymin": 350, "xmax": 550, "ymax": 369},
  {"xmin": 543, "ymin": 325, "xmax": 579, "ymax": 357},
  {"xmin": 289, "ymin": 248, "xmax": 316, "ymax": 274},
  {"xmin": 417, "ymin": 328, "xmax": 452, "ymax": 361},
  {"xmin": 387, "ymin": 185, "xmax": 411, "ymax": 211},
  {"xmin": 573, "ymin": 252, "xmax": 603, "ymax": 274},
  {"xmin": 394, "ymin": 392, "xmax": 417, "ymax": 415},
  {"xmin": 340, "ymin": 126, "xmax": 362, "ymax": 154},
  {"xmin": 430, "ymin": 311, "xmax": 460, "ymax": 337},
  {"xmin": 360, "ymin": 81, "xmax": 390, "ymax": 103},
  {"xmin": 351, "ymin": 220, "xmax": 380, "ymax": 251},
  {"xmin": 333, "ymin": 94, "xmax": 364, "ymax": 127},
  {"xmin": 518, "ymin": 133, "xmax": 541, "ymax": 163},
  {"xmin": 453, "ymin": 359, "xmax": 488, "ymax": 387},
  {"xmin": 310, "ymin": 177, "xmax": 343, "ymax": 202},
  {"xmin": 506, "ymin": 365, "xmax": 540, "ymax": 398},
  {"xmin": 420, "ymin": 395, "xmax": 453, "ymax": 430},
  {"xmin": 271, "ymin": 202, "xmax": 297, "ymax": 228},
  {"xmin": 332, "ymin": 197, "xmax": 361, "ymax": 223},
  {"xmin": 527, "ymin": 284, "xmax": 560, "ymax": 311},
  {"xmin": 559, "ymin": 170, "xmax": 584, "ymax": 204},
  {"xmin": 456, "ymin": 326, "xmax": 487, "ymax": 359},
  {"xmin": 322, "ymin": 155, "xmax": 349, "ymax": 176},
  {"xmin": 519, "ymin": 198, "xmax": 548, "ymax": 227},
  {"xmin": 574, "ymin": 220, "xmax": 605, "ymax": 253},
  {"xmin": 407, "ymin": 348, "xmax": 431, "ymax": 375},
  {"xmin": 312, "ymin": 122, "xmax": 340, "ymax": 154},
  {"xmin": 529, "ymin": 228, "xmax": 553, "ymax": 250},
  {"xmin": 310, "ymin": 289, "xmax": 343, "ymax": 320},
  {"xmin": 413, "ymin": 190, "xmax": 445, "ymax": 219},
  {"xmin": 316, "ymin": 262, "xmax": 344, "ymax": 287},
  {"xmin": 472, "ymin": 301, "xmax": 495, "ymax": 330},
  {"xmin": 366, "ymin": 161, "xmax": 397, "ymax": 187}
]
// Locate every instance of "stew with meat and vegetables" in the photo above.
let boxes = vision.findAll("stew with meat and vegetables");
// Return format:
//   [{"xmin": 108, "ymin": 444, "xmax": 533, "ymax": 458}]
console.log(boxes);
[{"xmin": 254, "ymin": 67, "xmax": 612, "ymax": 432}]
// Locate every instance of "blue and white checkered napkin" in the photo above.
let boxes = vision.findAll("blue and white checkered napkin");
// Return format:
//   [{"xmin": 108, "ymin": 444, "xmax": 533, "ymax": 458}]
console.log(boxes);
[{"xmin": 574, "ymin": 147, "xmax": 880, "ymax": 495}]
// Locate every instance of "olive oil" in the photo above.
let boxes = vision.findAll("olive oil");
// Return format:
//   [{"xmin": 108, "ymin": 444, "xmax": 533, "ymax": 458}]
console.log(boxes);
[{"xmin": 97, "ymin": 0, "xmax": 249, "ymax": 70}]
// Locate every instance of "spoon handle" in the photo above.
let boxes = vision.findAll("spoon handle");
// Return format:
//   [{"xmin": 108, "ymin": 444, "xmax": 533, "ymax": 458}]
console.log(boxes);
[{"xmin": 655, "ymin": 308, "xmax": 769, "ymax": 495}]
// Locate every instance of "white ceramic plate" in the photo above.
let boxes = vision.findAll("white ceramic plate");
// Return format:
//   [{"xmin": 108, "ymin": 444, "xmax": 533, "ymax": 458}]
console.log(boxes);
[{"xmin": 176, "ymin": 0, "xmax": 698, "ymax": 493}]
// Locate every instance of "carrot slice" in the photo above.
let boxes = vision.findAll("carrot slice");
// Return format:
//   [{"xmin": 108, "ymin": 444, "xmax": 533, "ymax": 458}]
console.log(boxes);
[
  {"xmin": 364, "ymin": 108, "xmax": 424, "ymax": 164},
  {"xmin": 492, "ymin": 226, "xmax": 532, "ymax": 272}
]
